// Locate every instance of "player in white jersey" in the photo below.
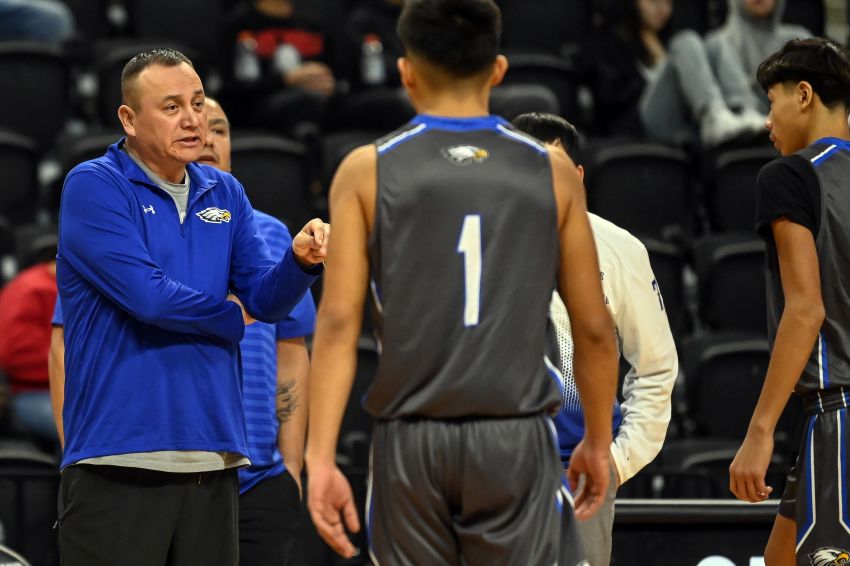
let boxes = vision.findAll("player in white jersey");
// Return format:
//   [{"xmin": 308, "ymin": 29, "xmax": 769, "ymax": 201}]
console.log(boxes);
[{"xmin": 514, "ymin": 112, "xmax": 679, "ymax": 565}]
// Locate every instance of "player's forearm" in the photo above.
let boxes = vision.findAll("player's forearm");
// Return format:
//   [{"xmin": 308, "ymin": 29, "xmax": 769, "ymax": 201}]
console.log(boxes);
[
  {"xmin": 305, "ymin": 309, "xmax": 360, "ymax": 466},
  {"xmin": 573, "ymin": 332, "xmax": 619, "ymax": 447},
  {"xmin": 277, "ymin": 340, "xmax": 310, "ymax": 474},
  {"xmin": 749, "ymin": 303, "xmax": 823, "ymax": 437},
  {"xmin": 612, "ymin": 403, "xmax": 671, "ymax": 483},
  {"xmin": 241, "ymin": 248, "xmax": 320, "ymax": 324},
  {"xmin": 614, "ymin": 359, "xmax": 678, "ymax": 481}
]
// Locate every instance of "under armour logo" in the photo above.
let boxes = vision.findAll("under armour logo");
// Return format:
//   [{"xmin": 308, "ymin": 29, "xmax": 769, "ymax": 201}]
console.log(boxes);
[{"xmin": 143, "ymin": 205, "xmax": 155, "ymax": 214}]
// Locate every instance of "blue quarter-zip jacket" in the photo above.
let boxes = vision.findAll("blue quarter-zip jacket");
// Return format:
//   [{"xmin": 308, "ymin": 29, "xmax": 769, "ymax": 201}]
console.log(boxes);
[{"xmin": 56, "ymin": 140, "xmax": 320, "ymax": 469}]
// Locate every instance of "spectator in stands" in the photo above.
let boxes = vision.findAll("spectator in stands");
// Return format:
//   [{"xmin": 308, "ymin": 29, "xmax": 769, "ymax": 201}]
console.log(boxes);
[
  {"xmin": 51, "ymin": 97, "xmax": 316, "ymax": 565},
  {"xmin": 591, "ymin": 0, "xmax": 775, "ymax": 147},
  {"xmin": 705, "ymin": 0, "xmax": 810, "ymax": 112},
  {"xmin": 222, "ymin": 0, "xmax": 338, "ymax": 136},
  {"xmin": 588, "ymin": 0, "xmax": 672, "ymax": 137},
  {"xmin": 640, "ymin": 0, "xmax": 809, "ymax": 147},
  {"xmin": 0, "ymin": 234, "xmax": 58, "ymax": 443},
  {"xmin": 0, "ymin": 0, "xmax": 73, "ymax": 43}
]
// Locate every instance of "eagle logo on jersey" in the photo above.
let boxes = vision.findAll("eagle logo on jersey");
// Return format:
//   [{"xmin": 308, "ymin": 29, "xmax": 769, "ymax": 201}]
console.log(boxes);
[
  {"xmin": 196, "ymin": 207, "xmax": 232, "ymax": 224},
  {"xmin": 441, "ymin": 145, "xmax": 489, "ymax": 166},
  {"xmin": 810, "ymin": 548, "xmax": 850, "ymax": 566}
]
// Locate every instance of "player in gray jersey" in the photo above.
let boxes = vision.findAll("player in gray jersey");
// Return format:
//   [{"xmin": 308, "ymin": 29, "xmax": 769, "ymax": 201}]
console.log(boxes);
[
  {"xmin": 729, "ymin": 38, "xmax": 850, "ymax": 565},
  {"xmin": 304, "ymin": 1, "xmax": 619, "ymax": 565}
]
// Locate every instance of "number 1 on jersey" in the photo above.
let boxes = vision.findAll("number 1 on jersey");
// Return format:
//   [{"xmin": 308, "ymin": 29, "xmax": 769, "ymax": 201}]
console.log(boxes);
[{"xmin": 457, "ymin": 215, "xmax": 482, "ymax": 327}]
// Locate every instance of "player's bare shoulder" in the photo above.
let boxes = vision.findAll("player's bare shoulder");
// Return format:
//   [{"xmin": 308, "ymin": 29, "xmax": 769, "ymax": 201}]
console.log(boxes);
[
  {"xmin": 548, "ymin": 146, "xmax": 586, "ymax": 226},
  {"xmin": 329, "ymin": 144, "xmax": 378, "ymax": 225},
  {"xmin": 331, "ymin": 144, "xmax": 377, "ymax": 195}
]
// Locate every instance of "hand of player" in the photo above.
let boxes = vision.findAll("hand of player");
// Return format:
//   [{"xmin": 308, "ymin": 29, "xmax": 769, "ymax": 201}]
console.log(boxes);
[
  {"xmin": 307, "ymin": 461, "xmax": 360, "ymax": 558},
  {"xmin": 729, "ymin": 431, "xmax": 774, "ymax": 502},
  {"xmin": 566, "ymin": 438, "xmax": 611, "ymax": 520},
  {"xmin": 292, "ymin": 218, "xmax": 329, "ymax": 267},
  {"xmin": 227, "ymin": 293, "xmax": 256, "ymax": 325}
]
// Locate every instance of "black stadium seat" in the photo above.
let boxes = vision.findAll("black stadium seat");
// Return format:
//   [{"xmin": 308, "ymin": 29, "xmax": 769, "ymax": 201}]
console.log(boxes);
[
  {"xmin": 693, "ymin": 234, "xmax": 766, "ymax": 334},
  {"xmin": 706, "ymin": 145, "xmax": 778, "ymax": 233},
  {"xmin": 500, "ymin": 52, "xmax": 580, "ymax": 129},
  {"xmin": 497, "ymin": 0, "xmax": 591, "ymax": 55},
  {"xmin": 665, "ymin": 0, "xmax": 711, "ymax": 34},
  {"xmin": 586, "ymin": 143, "xmax": 693, "ymax": 244},
  {"xmin": 642, "ymin": 238, "xmax": 687, "ymax": 338},
  {"xmin": 0, "ymin": 42, "xmax": 69, "ymax": 153},
  {"xmin": 0, "ymin": 131, "xmax": 39, "ymax": 225},
  {"xmin": 127, "ymin": 0, "xmax": 225, "ymax": 56},
  {"xmin": 230, "ymin": 133, "xmax": 316, "ymax": 231},
  {"xmin": 782, "ymin": 0, "xmax": 825, "ymax": 36},
  {"xmin": 681, "ymin": 331, "xmax": 770, "ymax": 438},
  {"xmin": 334, "ymin": 88, "xmax": 415, "ymax": 133},
  {"xmin": 0, "ymin": 442, "xmax": 59, "ymax": 566},
  {"xmin": 490, "ymin": 84, "xmax": 560, "ymax": 121}
]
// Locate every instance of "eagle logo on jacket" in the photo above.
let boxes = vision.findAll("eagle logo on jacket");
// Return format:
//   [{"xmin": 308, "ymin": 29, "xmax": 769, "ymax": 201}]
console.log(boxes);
[
  {"xmin": 196, "ymin": 207, "xmax": 232, "ymax": 224},
  {"xmin": 810, "ymin": 548, "xmax": 850, "ymax": 566}
]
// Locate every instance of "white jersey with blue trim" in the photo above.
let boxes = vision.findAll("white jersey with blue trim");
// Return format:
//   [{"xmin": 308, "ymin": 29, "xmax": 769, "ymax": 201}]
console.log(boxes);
[{"xmin": 549, "ymin": 214, "xmax": 678, "ymax": 483}]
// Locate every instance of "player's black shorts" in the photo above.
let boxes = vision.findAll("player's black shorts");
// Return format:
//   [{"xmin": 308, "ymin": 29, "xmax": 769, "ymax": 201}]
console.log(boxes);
[
  {"xmin": 779, "ymin": 387, "xmax": 850, "ymax": 563},
  {"xmin": 365, "ymin": 414, "xmax": 586, "ymax": 566}
]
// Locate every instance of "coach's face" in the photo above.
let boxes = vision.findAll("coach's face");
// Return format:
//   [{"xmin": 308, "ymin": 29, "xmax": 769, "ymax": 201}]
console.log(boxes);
[{"xmin": 119, "ymin": 62, "xmax": 207, "ymax": 180}]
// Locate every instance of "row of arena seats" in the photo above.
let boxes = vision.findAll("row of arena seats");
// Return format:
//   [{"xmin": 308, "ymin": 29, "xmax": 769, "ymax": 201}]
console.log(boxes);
[
  {"xmin": 0, "ymin": 126, "xmax": 778, "ymax": 234},
  {"xmin": 0, "ymin": 223, "xmax": 770, "ymax": 347},
  {"xmin": 57, "ymin": 0, "xmax": 825, "ymax": 64},
  {"xmin": 0, "ymin": 0, "xmax": 827, "ymax": 156}
]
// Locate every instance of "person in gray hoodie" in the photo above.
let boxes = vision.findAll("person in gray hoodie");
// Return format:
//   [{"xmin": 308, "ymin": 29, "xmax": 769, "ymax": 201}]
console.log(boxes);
[
  {"xmin": 639, "ymin": 0, "xmax": 809, "ymax": 148},
  {"xmin": 706, "ymin": 0, "xmax": 810, "ymax": 113}
]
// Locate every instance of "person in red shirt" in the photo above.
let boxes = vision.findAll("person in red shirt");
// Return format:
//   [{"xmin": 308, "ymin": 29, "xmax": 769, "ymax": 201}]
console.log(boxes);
[{"xmin": 0, "ymin": 252, "xmax": 58, "ymax": 442}]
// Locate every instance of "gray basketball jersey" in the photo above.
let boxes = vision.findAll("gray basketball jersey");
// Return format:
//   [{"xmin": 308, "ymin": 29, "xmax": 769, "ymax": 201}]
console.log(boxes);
[
  {"xmin": 364, "ymin": 114, "xmax": 562, "ymax": 418},
  {"xmin": 769, "ymin": 140, "xmax": 850, "ymax": 393}
]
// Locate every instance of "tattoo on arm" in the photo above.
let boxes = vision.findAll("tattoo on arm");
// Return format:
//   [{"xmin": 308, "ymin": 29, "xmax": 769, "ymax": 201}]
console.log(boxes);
[{"xmin": 276, "ymin": 380, "xmax": 299, "ymax": 423}]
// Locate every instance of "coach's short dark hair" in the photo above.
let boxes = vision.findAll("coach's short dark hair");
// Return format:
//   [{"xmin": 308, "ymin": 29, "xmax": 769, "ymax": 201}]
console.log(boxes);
[
  {"xmin": 121, "ymin": 48, "xmax": 194, "ymax": 108},
  {"xmin": 512, "ymin": 112, "xmax": 582, "ymax": 166},
  {"xmin": 397, "ymin": 0, "xmax": 501, "ymax": 77},
  {"xmin": 757, "ymin": 37, "xmax": 850, "ymax": 109}
]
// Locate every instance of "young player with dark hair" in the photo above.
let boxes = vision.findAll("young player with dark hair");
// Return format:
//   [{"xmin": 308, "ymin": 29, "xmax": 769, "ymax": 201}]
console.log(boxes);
[
  {"xmin": 729, "ymin": 37, "xmax": 850, "ymax": 565},
  {"xmin": 305, "ymin": 1, "xmax": 619, "ymax": 565}
]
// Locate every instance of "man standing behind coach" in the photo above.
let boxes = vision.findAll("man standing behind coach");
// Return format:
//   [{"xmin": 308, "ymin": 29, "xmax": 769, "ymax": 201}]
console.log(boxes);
[{"xmin": 54, "ymin": 48, "xmax": 328, "ymax": 566}]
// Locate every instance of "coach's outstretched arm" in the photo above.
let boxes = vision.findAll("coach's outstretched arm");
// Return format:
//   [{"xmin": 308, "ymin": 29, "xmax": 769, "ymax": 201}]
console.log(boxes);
[
  {"xmin": 227, "ymin": 183, "xmax": 327, "ymax": 323},
  {"xmin": 305, "ymin": 145, "xmax": 375, "ymax": 559},
  {"xmin": 551, "ymin": 149, "xmax": 619, "ymax": 520}
]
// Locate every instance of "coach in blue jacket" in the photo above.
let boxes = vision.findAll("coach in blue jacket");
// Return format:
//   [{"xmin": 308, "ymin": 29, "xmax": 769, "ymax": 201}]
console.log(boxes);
[{"xmin": 54, "ymin": 48, "xmax": 327, "ymax": 566}]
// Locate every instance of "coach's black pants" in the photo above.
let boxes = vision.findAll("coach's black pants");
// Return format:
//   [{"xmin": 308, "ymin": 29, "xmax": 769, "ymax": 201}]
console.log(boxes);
[
  {"xmin": 57, "ymin": 465, "xmax": 238, "ymax": 566},
  {"xmin": 238, "ymin": 471, "xmax": 302, "ymax": 566}
]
